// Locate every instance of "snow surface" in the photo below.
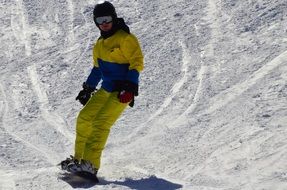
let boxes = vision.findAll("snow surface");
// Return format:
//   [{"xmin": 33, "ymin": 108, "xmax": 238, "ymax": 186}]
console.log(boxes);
[{"xmin": 0, "ymin": 0, "xmax": 287, "ymax": 189}]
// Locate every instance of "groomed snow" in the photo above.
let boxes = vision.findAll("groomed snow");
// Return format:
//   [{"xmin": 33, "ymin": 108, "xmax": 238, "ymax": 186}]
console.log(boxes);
[{"xmin": 0, "ymin": 0, "xmax": 287, "ymax": 189}]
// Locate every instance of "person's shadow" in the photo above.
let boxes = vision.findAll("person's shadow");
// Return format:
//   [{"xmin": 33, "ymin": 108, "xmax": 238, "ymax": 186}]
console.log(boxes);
[{"xmin": 59, "ymin": 172, "xmax": 183, "ymax": 190}]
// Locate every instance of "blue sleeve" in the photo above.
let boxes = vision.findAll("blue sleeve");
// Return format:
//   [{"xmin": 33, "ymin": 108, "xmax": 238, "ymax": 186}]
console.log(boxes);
[
  {"xmin": 126, "ymin": 69, "xmax": 139, "ymax": 84},
  {"xmin": 86, "ymin": 67, "xmax": 102, "ymax": 89}
]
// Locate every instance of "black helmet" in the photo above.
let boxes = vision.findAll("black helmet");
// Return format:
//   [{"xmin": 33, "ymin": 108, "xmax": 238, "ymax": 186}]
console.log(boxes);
[{"xmin": 93, "ymin": 1, "xmax": 117, "ymax": 24}]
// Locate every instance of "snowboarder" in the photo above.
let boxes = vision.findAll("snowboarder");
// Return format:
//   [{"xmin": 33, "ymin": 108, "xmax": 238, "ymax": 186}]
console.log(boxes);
[{"xmin": 60, "ymin": 1, "xmax": 144, "ymax": 181}]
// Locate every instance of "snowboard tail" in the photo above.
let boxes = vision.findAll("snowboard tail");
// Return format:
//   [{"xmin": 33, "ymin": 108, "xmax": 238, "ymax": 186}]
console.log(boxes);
[{"xmin": 74, "ymin": 171, "xmax": 99, "ymax": 183}]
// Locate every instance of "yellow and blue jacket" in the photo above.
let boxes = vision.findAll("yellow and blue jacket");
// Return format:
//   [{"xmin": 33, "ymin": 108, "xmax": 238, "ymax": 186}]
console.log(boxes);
[{"xmin": 86, "ymin": 29, "xmax": 144, "ymax": 94}]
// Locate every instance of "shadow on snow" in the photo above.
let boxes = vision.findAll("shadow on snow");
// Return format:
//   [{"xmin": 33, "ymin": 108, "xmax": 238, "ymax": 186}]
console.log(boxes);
[
  {"xmin": 102, "ymin": 175, "xmax": 183, "ymax": 190},
  {"xmin": 59, "ymin": 172, "xmax": 182, "ymax": 190}
]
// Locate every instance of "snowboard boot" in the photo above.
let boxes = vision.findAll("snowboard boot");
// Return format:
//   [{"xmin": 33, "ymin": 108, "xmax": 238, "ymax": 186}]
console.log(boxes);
[
  {"xmin": 59, "ymin": 155, "xmax": 79, "ymax": 171},
  {"xmin": 67, "ymin": 159, "xmax": 97, "ymax": 174},
  {"xmin": 67, "ymin": 159, "xmax": 99, "ymax": 182}
]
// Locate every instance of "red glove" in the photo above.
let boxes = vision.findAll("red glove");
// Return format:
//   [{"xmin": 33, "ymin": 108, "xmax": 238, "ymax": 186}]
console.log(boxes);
[{"xmin": 119, "ymin": 90, "xmax": 134, "ymax": 103}]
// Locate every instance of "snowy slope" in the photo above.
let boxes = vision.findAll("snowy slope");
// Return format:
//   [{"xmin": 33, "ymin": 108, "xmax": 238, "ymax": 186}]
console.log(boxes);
[{"xmin": 0, "ymin": 0, "xmax": 287, "ymax": 189}]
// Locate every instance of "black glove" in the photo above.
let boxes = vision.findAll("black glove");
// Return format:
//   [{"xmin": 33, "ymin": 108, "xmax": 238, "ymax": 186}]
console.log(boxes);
[{"xmin": 76, "ymin": 82, "xmax": 95, "ymax": 106}]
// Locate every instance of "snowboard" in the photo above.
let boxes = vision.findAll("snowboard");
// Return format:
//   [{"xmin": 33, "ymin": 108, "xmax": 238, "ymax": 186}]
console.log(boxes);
[
  {"xmin": 58, "ymin": 158, "xmax": 99, "ymax": 183},
  {"xmin": 58, "ymin": 162, "xmax": 99, "ymax": 188},
  {"xmin": 58, "ymin": 171, "xmax": 99, "ymax": 188},
  {"xmin": 73, "ymin": 171, "xmax": 99, "ymax": 183}
]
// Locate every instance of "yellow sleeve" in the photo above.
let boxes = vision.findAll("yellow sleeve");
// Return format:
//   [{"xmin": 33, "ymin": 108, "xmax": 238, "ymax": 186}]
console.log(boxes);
[
  {"xmin": 122, "ymin": 34, "xmax": 144, "ymax": 72},
  {"xmin": 92, "ymin": 42, "xmax": 99, "ymax": 67}
]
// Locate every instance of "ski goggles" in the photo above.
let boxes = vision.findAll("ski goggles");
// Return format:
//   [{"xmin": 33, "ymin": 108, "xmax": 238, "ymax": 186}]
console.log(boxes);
[{"xmin": 95, "ymin": 16, "xmax": 113, "ymax": 25}]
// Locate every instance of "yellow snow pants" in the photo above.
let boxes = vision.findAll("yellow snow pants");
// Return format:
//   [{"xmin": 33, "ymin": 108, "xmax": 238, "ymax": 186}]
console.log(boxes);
[{"xmin": 74, "ymin": 88, "xmax": 128, "ymax": 169}]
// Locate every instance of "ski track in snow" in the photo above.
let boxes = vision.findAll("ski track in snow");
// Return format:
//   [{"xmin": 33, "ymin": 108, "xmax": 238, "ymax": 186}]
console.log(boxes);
[
  {"xmin": 66, "ymin": 0, "xmax": 75, "ymax": 45},
  {"xmin": 0, "ymin": 84, "xmax": 8, "ymax": 127},
  {"xmin": 206, "ymin": 49, "xmax": 287, "ymax": 114},
  {"xmin": 72, "ymin": 8, "xmax": 95, "ymax": 67},
  {"xmin": 11, "ymin": 0, "xmax": 31, "ymax": 56},
  {"xmin": 172, "ymin": 0, "xmax": 220, "ymax": 124},
  {"xmin": 173, "ymin": 0, "xmax": 286, "ymax": 123},
  {"xmin": 126, "ymin": 38, "xmax": 199, "ymax": 138},
  {"xmin": 175, "ymin": 59, "xmax": 207, "ymax": 123},
  {"xmin": 1, "ymin": 2, "xmax": 92, "ymax": 186},
  {"xmin": 143, "ymin": 40, "xmax": 191, "ymax": 123},
  {"xmin": 59, "ymin": 2, "xmax": 95, "ymax": 70},
  {"xmin": 27, "ymin": 64, "xmax": 74, "ymax": 142},
  {"xmin": 0, "ymin": 83, "xmax": 58, "ymax": 165}
]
